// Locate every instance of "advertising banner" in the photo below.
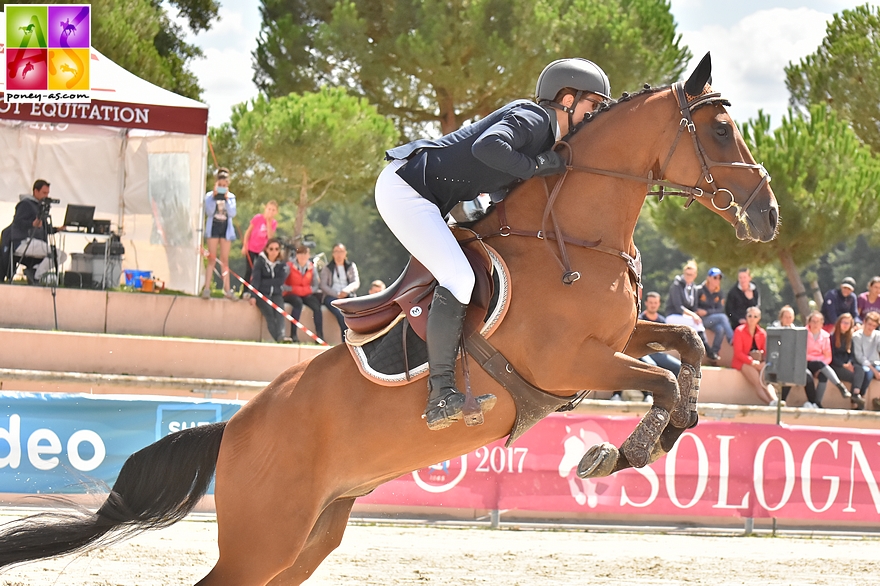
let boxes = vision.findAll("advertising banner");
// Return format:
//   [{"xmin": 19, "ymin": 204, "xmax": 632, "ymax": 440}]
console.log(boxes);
[
  {"xmin": 360, "ymin": 413, "xmax": 880, "ymax": 523},
  {"xmin": 0, "ymin": 393, "xmax": 242, "ymax": 494}
]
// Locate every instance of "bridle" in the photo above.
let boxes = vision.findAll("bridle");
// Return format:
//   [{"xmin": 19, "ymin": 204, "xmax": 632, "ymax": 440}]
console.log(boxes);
[
  {"xmin": 566, "ymin": 81, "xmax": 771, "ymax": 229},
  {"xmin": 475, "ymin": 81, "xmax": 771, "ymax": 286}
]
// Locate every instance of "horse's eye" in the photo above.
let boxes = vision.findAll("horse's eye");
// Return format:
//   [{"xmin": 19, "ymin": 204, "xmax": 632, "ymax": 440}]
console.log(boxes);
[{"xmin": 715, "ymin": 125, "xmax": 729, "ymax": 138}]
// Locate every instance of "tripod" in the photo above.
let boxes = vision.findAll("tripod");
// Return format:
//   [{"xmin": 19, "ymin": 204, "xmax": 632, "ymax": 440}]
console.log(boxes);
[{"xmin": 12, "ymin": 202, "xmax": 61, "ymax": 328}]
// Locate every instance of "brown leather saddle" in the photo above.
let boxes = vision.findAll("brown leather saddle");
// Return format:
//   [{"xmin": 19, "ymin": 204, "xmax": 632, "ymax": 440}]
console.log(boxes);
[{"xmin": 333, "ymin": 228, "xmax": 495, "ymax": 340}]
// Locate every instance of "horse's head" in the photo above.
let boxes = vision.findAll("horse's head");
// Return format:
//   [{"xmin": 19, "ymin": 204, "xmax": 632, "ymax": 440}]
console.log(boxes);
[{"xmin": 659, "ymin": 53, "xmax": 779, "ymax": 242}]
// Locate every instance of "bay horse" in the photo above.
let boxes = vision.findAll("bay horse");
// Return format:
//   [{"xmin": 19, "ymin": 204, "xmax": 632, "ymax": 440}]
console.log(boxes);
[{"xmin": 0, "ymin": 54, "xmax": 777, "ymax": 584}]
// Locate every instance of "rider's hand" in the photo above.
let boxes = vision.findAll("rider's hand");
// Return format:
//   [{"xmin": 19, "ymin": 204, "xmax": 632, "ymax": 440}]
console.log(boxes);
[{"xmin": 534, "ymin": 150, "xmax": 566, "ymax": 177}]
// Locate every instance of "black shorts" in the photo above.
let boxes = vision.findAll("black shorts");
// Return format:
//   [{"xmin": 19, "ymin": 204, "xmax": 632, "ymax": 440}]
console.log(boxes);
[{"xmin": 209, "ymin": 219, "xmax": 228, "ymax": 239}]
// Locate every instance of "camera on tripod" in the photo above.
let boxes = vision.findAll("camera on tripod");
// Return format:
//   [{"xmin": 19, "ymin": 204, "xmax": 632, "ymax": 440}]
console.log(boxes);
[{"xmin": 39, "ymin": 197, "xmax": 61, "ymax": 216}]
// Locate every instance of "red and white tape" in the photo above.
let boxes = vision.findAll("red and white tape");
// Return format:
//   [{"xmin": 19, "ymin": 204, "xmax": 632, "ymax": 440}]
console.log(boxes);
[{"xmin": 202, "ymin": 248, "xmax": 329, "ymax": 346}]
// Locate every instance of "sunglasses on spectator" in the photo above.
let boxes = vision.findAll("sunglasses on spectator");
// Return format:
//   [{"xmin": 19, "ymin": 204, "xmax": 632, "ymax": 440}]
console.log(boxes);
[{"xmin": 267, "ymin": 246, "xmax": 280, "ymax": 251}]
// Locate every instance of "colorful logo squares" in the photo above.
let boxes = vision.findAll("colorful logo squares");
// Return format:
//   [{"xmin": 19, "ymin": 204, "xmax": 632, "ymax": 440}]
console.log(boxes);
[{"xmin": 6, "ymin": 5, "xmax": 91, "ymax": 92}]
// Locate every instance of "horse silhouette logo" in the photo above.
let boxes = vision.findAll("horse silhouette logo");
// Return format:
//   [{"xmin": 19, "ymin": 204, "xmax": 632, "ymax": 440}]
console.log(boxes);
[
  {"xmin": 557, "ymin": 422, "xmax": 617, "ymax": 507},
  {"xmin": 59, "ymin": 64, "xmax": 77, "ymax": 76},
  {"xmin": 60, "ymin": 19, "xmax": 77, "ymax": 38},
  {"xmin": 22, "ymin": 62, "xmax": 35, "ymax": 79}
]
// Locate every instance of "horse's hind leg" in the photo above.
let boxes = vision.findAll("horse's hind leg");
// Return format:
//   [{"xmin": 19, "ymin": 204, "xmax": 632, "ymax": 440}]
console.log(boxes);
[
  {"xmin": 581, "ymin": 321, "xmax": 704, "ymax": 477},
  {"xmin": 267, "ymin": 498, "xmax": 356, "ymax": 586}
]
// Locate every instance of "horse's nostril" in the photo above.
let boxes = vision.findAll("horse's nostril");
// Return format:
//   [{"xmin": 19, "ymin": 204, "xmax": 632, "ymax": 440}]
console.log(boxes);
[{"xmin": 769, "ymin": 207, "xmax": 778, "ymax": 231}]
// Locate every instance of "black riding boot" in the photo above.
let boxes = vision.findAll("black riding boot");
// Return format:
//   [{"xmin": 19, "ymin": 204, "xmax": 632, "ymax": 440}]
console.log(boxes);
[{"xmin": 424, "ymin": 286, "xmax": 495, "ymax": 430}]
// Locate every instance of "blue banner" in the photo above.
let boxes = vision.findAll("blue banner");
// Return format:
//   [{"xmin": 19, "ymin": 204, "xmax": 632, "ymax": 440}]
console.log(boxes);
[{"xmin": 0, "ymin": 392, "xmax": 243, "ymax": 494}]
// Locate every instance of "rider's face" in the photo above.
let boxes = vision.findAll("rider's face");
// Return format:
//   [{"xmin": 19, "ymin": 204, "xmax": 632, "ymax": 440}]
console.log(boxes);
[{"xmin": 573, "ymin": 94, "xmax": 601, "ymax": 124}]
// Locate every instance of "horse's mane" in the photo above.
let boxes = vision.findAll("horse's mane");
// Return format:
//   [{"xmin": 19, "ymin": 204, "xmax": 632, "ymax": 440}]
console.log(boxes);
[{"xmin": 563, "ymin": 84, "xmax": 669, "ymax": 141}]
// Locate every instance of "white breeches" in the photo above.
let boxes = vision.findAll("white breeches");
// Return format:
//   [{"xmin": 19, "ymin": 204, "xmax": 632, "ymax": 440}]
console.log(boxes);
[
  {"xmin": 14, "ymin": 239, "xmax": 68, "ymax": 280},
  {"xmin": 375, "ymin": 160, "xmax": 475, "ymax": 305}
]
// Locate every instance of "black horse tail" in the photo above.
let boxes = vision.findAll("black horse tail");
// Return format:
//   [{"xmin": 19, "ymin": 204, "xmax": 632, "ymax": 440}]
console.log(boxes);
[{"xmin": 0, "ymin": 421, "xmax": 227, "ymax": 569}]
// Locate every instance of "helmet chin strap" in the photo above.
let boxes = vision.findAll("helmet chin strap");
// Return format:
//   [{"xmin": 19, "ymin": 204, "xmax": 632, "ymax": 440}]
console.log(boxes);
[{"xmin": 542, "ymin": 90, "xmax": 585, "ymax": 132}]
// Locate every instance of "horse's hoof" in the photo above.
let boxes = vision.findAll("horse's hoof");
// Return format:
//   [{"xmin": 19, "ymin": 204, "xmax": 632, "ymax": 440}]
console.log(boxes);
[
  {"xmin": 577, "ymin": 442, "xmax": 619, "ymax": 478},
  {"xmin": 671, "ymin": 364, "xmax": 698, "ymax": 428}
]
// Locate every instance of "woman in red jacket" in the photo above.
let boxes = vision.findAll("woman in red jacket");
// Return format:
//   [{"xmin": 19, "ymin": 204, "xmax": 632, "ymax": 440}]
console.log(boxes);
[
  {"xmin": 732, "ymin": 307, "xmax": 779, "ymax": 405},
  {"xmin": 282, "ymin": 245, "xmax": 324, "ymax": 343}
]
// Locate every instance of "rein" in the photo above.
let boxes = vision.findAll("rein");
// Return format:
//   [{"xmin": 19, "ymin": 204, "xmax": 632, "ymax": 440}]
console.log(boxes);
[{"xmin": 474, "ymin": 81, "xmax": 768, "ymax": 286}]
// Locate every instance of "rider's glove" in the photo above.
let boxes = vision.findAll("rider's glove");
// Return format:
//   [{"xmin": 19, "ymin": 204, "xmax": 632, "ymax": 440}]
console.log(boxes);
[{"xmin": 534, "ymin": 150, "xmax": 566, "ymax": 177}]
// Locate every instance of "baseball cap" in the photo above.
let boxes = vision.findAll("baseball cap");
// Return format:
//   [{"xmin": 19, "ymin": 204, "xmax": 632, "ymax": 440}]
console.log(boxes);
[
  {"xmin": 841, "ymin": 277, "xmax": 856, "ymax": 290},
  {"xmin": 707, "ymin": 267, "xmax": 723, "ymax": 277}
]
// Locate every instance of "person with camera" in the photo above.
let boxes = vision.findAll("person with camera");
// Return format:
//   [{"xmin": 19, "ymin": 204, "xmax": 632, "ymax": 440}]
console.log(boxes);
[
  {"xmin": 0, "ymin": 179, "xmax": 67, "ymax": 284},
  {"xmin": 201, "ymin": 168, "xmax": 237, "ymax": 299}
]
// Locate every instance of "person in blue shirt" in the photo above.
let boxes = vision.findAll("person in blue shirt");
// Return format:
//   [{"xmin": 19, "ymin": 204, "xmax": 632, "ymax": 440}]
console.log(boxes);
[{"xmin": 375, "ymin": 58, "xmax": 612, "ymax": 431}]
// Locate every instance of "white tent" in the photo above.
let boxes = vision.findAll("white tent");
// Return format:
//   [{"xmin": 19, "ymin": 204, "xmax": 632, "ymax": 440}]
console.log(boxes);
[{"xmin": 0, "ymin": 47, "xmax": 209, "ymax": 293}]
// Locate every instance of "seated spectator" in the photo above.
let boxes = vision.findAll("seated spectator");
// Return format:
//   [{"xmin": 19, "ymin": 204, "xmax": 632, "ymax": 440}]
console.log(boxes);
[
  {"xmin": 857, "ymin": 277, "xmax": 880, "ymax": 322},
  {"xmin": 726, "ymin": 267, "xmax": 759, "ymax": 331},
  {"xmin": 806, "ymin": 311, "xmax": 850, "ymax": 408},
  {"xmin": 249, "ymin": 238, "xmax": 291, "ymax": 343},
  {"xmin": 240, "ymin": 200, "xmax": 278, "ymax": 297},
  {"xmin": 611, "ymin": 291, "xmax": 680, "ymax": 403},
  {"xmin": 320, "ymin": 243, "xmax": 360, "ymax": 339},
  {"xmin": 1, "ymin": 179, "xmax": 68, "ymax": 284},
  {"xmin": 853, "ymin": 310, "xmax": 880, "ymax": 399},
  {"xmin": 732, "ymin": 307, "xmax": 779, "ymax": 406},
  {"xmin": 368, "ymin": 280, "xmax": 386, "ymax": 295},
  {"xmin": 697, "ymin": 267, "xmax": 734, "ymax": 363},
  {"xmin": 283, "ymin": 245, "xmax": 324, "ymax": 343},
  {"xmin": 822, "ymin": 277, "xmax": 859, "ymax": 332},
  {"xmin": 665, "ymin": 260, "xmax": 712, "ymax": 361},
  {"xmin": 830, "ymin": 313, "xmax": 867, "ymax": 409},
  {"xmin": 775, "ymin": 306, "xmax": 820, "ymax": 409}
]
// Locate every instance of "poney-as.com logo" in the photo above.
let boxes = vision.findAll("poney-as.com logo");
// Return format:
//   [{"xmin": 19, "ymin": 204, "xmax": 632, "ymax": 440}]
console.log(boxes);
[{"xmin": 5, "ymin": 4, "xmax": 91, "ymax": 103}]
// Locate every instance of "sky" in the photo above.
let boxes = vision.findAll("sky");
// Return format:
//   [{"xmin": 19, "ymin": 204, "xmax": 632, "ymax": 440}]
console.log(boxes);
[{"xmin": 182, "ymin": 0, "xmax": 872, "ymax": 128}]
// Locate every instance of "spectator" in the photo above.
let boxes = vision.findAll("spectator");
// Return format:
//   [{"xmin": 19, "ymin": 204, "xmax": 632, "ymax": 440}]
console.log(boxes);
[
  {"xmin": 665, "ymin": 260, "xmax": 713, "ymax": 362},
  {"xmin": 829, "ymin": 313, "xmax": 867, "ymax": 410},
  {"xmin": 202, "ymin": 168, "xmax": 237, "ymax": 299},
  {"xmin": 0, "ymin": 179, "xmax": 68, "ymax": 284},
  {"xmin": 611, "ymin": 291, "xmax": 680, "ymax": 404},
  {"xmin": 775, "ymin": 305, "xmax": 821, "ymax": 409},
  {"xmin": 320, "ymin": 243, "xmax": 360, "ymax": 338},
  {"xmin": 697, "ymin": 267, "xmax": 734, "ymax": 363},
  {"xmin": 241, "ymin": 201, "xmax": 278, "ymax": 297},
  {"xmin": 283, "ymin": 245, "xmax": 324, "ymax": 343},
  {"xmin": 806, "ymin": 311, "xmax": 850, "ymax": 408},
  {"xmin": 726, "ymin": 267, "xmax": 760, "ymax": 331},
  {"xmin": 822, "ymin": 277, "xmax": 859, "ymax": 332},
  {"xmin": 853, "ymin": 310, "xmax": 880, "ymax": 400},
  {"xmin": 369, "ymin": 280, "xmax": 387, "ymax": 295},
  {"xmin": 249, "ymin": 238, "xmax": 290, "ymax": 343},
  {"xmin": 731, "ymin": 307, "xmax": 779, "ymax": 406},
  {"xmin": 857, "ymin": 277, "xmax": 880, "ymax": 322}
]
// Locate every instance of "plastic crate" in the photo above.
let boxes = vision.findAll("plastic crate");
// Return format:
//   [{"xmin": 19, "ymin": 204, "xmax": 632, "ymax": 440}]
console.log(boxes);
[{"xmin": 123, "ymin": 269, "xmax": 152, "ymax": 288}]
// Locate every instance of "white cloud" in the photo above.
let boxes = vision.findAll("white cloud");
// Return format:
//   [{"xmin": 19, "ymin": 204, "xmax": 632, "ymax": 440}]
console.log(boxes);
[{"xmin": 679, "ymin": 7, "xmax": 833, "ymax": 126}]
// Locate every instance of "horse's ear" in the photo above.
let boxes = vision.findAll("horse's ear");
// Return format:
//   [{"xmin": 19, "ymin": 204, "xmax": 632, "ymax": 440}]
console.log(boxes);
[{"xmin": 684, "ymin": 52, "xmax": 712, "ymax": 96}]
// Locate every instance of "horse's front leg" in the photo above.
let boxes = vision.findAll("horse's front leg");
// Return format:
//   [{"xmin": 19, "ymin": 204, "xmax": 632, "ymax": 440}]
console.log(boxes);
[
  {"xmin": 564, "ymin": 338, "xmax": 679, "ymax": 478},
  {"xmin": 579, "ymin": 321, "xmax": 704, "ymax": 479}
]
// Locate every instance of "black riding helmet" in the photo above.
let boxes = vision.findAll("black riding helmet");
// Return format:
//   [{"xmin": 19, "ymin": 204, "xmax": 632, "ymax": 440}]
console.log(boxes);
[{"xmin": 535, "ymin": 58, "xmax": 611, "ymax": 130}]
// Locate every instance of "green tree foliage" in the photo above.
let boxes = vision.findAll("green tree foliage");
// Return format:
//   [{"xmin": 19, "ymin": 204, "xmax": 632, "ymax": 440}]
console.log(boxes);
[
  {"xmin": 253, "ymin": 0, "xmax": 691, "ymax": 135},
  {"xmin": 650, "ymin": 106, "xmax": 880, "ymax": 319},
  {"xmin": 786, "ymin": 4, "xmax": 880, "ymax": 154},
  {"xmin": 9, "ymin": 0, "xmax": 219, "ymax": 99},
  {"xmin": 233, "ymin": 87, "xmax": 399, "ymax": 236}
]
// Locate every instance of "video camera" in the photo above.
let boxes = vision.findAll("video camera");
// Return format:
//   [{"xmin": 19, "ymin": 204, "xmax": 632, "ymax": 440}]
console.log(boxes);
[{"xmin": 39, "ymin": 197, "xmax": 61, "ymax": 215}]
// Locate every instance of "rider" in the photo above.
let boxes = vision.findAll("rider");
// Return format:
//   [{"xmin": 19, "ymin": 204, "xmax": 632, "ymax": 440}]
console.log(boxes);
[{"xmin": 375, "ymin": 58, "xmax": 611, "ymax": 431}]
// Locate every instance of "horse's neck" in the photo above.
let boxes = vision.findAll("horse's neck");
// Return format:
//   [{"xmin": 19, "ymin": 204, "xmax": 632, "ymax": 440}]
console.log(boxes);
[{"xmin": 473, "ymin": 90, "xmax": 674, "ymax": 254}]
